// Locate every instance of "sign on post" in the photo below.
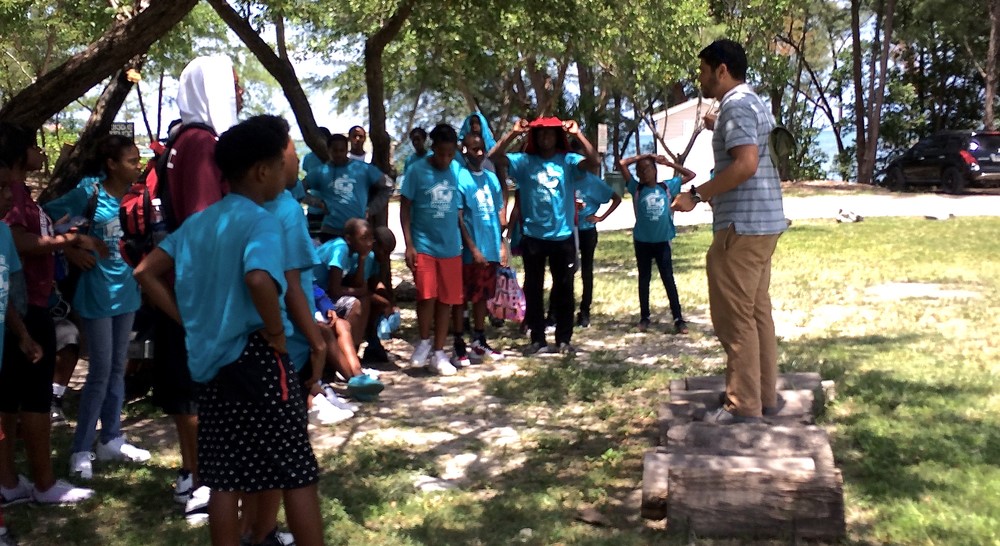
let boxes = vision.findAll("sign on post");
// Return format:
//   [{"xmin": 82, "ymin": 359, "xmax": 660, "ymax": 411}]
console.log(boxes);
[
  {"xmin": 596, "ymin": 123, "xmax": 608, "ymax": 154},
  {"xmin": 109, "ymin": 122, "xmax": 134, "ymax": 140}
]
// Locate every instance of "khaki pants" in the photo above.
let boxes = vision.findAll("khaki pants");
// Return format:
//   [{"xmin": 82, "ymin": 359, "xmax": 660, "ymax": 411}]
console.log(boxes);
[{"xmin": 706, "ymin": 226, "xmax": 781, "ymax": 417}]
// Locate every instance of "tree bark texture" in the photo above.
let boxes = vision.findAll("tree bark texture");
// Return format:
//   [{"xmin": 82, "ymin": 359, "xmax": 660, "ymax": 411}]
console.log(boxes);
[
  {"xmin": 986, "ymin": 0, "xmax": 1000, "ymax": 130},
  {"xmin": 207, "ymin": 0, "xmax": 328, "ymax": 161},
  {"xmin": 0, "ymin": 0, "xmax": 199, "ymax": 129},
  {"xmin": 365, "ymin": 0, "xmax": 416, "ymax": 175},
  {"xmin": 41, "ymin": 60, "xmax": 144, "ymax": 202}
]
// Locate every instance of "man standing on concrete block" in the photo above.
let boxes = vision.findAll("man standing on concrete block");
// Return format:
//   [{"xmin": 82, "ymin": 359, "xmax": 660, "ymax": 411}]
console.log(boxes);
[{"xmin": 671, "ymin": 39, "xmax": 786, "ymax": 424}]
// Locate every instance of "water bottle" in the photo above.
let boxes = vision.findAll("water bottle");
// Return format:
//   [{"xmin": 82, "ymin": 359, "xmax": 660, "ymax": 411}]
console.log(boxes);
[{"xmin": 150, "ymin": 198, "xmax": 168, "ymax": 244}]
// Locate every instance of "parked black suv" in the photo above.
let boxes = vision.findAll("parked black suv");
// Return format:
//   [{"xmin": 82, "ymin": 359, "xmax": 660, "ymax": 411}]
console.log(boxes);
[{"xmin": 882, "ymin": 130, "xmax": 1000, "ymax": 193}]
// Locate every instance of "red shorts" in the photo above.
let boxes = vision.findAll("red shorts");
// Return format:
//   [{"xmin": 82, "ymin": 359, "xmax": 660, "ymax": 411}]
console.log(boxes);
[
  {"xmin": 463, "ymin": 262, "xmax": 499, "ymax": 303},
  {"xmin": 414, "ymin": 254, "xmax": 463, "ymax": 305}
]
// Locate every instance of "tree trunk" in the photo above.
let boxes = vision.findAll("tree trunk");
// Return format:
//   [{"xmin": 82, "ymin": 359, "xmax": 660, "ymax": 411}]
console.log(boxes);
[
  {"xmin": 41, "ymin": 59, "xmax": 144, "ymax": 202},
  {"xmin": 0, "ymin": 0, "xmax": 198, "ymax": 129},
  {"xmin": 850, "ymin": 0, "xmax": 868, "ymax": 183},
  {"xmin": 986, "ymin": 0, "xmax": 1000, "ymax": 129},
  {"xmin": 612, "ymin": 94, "xmax": 622, "ymax": 164},
  {"xmin": 859, "ymin": 0, "xmax": 897, "ymax": 185},
  {"xmin": 364, "ymin": 0, "xmax": 416, "ymax": 175},
  {"xmin": 207, "ymin": 0, "xmax": 328, "ymax": 161}
]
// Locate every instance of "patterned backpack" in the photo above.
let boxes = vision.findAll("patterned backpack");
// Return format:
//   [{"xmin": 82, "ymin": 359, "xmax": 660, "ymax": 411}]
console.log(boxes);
[{"xmin": 487, "ymin": 266, "xmax": 526, "ymax": 323}]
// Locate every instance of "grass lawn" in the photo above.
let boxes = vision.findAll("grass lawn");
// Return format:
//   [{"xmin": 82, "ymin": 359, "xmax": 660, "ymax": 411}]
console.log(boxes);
[{"xmin": 5, "ymin": 217, "xmax": 1000, "ymax": 545}]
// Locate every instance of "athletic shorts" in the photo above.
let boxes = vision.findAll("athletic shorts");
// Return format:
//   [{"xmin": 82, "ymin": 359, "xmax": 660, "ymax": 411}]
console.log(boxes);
[
  {"xmin": 197, "ymin": 333, "xmax": 318, "ymax": 492},
  {"xmin": 463, "ymin": 262, "xmax": 499, "ymax": 303},
  {"xmin": 414, "ymin": 253, "xmax": 463, "ymax": 305},
  {"xmin": 53, "ymin": 317, "xmax": 80, "ymax": 352},
  {"xmin": 150, "ymin": 308, "xmax": 199, "ymax": 416},
  {"xmin": 0, "ymin": 306, "xmax": 56, "ymax": 414}
]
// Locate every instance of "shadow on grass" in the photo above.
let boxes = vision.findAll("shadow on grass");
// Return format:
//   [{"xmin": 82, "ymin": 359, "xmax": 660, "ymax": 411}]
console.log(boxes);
[{"xmin": 778, "ymin": 332, "xmax": 1000, "ymax": 506}]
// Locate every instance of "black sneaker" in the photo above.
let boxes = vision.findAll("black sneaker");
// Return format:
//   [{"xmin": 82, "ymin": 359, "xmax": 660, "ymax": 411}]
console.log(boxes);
[
  {"xmin": 240, "ymin": 527, "xmax": 295, "ymax": 546},
  {"xmin": 576, "ymin": 312, "xmax": 590, "ymax": 328},
  {"xmin": 637, "ymin": 318, "xmax": 651, "ymax": 332},
  {"xmin": 672, "ymin": 320, "xmax": 689, "ymax": 335},
  {"xmin": 452, "ymin": 337, "xmax": 471, "ymax": 368},
  {"xmin": 50, "ymin": 396, "xmax": 66, "ymax": 425},
  {"xmin": 522, "ymin": 341, "xmax": 549, "ymax": 356},
  {"xmin": 0, "ymin": 528, "xmax": 19, "ymax": 546},
  {"xmin": 556, "ymin": 342, "xmax": 577, "ymax": 356}
]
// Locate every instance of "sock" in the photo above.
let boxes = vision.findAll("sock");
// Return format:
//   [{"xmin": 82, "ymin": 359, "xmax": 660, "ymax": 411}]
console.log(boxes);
[{"xmin": 53, "ymin": 383, "xmax": 67, "ymax": 397}]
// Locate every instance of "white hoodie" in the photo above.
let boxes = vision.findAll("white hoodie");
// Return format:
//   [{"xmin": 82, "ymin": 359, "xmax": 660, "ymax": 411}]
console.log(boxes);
[{"xmin": 176, "ymin": 56, "xmax": 238, "ymax": 134}]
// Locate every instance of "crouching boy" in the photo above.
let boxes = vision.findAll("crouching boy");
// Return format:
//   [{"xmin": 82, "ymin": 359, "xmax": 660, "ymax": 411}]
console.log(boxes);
[{"xmin": 135, "ymin": 116, "xmax": 324, "ymax": 546}]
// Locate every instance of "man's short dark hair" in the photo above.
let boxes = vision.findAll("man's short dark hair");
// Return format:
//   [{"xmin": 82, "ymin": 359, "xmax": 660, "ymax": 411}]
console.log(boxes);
[
  {"xmin": 328, "ymin": 133, "xmax": 349, "ymax": 147},
  {"xmin": 429, "ymin": 124, "xmax": 458, "ymax": 145},
  {"xmin": 410, "ymin": 127, "xmax": 427, "ymax": 138},
  {"xmin": 698, "ymin": 39, "xmax": 748, "ymax": 81},
  {"xmin": 215, "ymin": 115, "xmax": 289, "ymax": 183},
  {"xmin": 349, "ymin": 125, "xmax": 366, "ymax": 136}
]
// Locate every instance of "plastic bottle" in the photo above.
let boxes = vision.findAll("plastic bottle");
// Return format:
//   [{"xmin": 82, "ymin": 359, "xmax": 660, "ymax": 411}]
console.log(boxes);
[{"xmin": 150, "ymin": 197, "xmax": 168, "ymax": 244}]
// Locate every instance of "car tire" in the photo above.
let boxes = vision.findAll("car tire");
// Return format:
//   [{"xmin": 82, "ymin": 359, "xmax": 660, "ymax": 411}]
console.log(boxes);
[
  {"xmin": 942, "ymin": 168, "xmax": 967, "ymax": 194},
  {"xmin": 886, "ymin": 168, "xmax": 907, "ymax": 192}
]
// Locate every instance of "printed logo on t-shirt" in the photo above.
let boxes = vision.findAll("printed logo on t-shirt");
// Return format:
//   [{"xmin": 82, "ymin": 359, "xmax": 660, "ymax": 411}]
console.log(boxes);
[
  {"xmin": 425, "ymin": 180, "xmax": 454, "ymax": 218},
  {"xmin": 38, "ymin": 210, "xmax": 54, "ymax": 237},
  {"xmin": 331, "ymin": 175, "xmax": 357, "ymax": 204},
  {"xmin": 0, "ymin": 253, "xmax": 9, "ymax": 321},
  {"xmin": 474, "ymin": 186, "xmax": 496, "ymax": 221},
  {"xmin": 642, "ymin": 191, "xmax": 666, "ymax": 223},
  {"xmin": 102, "ymin": 217, "xmax": 124, "ymax": 260}
]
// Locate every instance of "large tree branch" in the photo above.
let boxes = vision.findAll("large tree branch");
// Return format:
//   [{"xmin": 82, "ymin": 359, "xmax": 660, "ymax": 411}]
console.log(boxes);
[
  {"xmin": 207, "ymin": 0, "xmax": 326, "ymax": 160},
  {"xmin": 0, "ymin": 0, "xmax": 198, "ymax": 128}
]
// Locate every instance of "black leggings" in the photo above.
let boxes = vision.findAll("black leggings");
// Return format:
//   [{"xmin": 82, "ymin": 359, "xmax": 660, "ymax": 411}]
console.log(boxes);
[
  {"xmin": 634, "ymin": 240, "xmax": 683, "ymax": 323},
  {"xmin": 577, "ymin": 228, "xmax": 598, "ymax": 315},
  {"xmin": 522, "ymin": 235, "xmax": 576, "ymax": 344}
]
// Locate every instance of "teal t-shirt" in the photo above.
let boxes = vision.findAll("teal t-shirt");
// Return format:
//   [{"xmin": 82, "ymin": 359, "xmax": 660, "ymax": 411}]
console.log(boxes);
[
  {"xmin": 304, "ymin": 159, "xmax": 384, "ymax": 232},
  {"xmin": 575, "ymin": 171, "xmax": 615, "ymax": 231},
  {"xmin": 43, "ymin": 176, "xmax": 141, "ymax": 319},
  {"xmin": 400, "ymin": 157, "xmax": 462, "ymax": 258},
  {"xmin": 628, "ymin": 176, "xmax": 682, "ymax": 243},
  {"xmin": 313, "ymin": 237, "xmax": 379, "ymax": 293},
  {"xmin": 507, "ymin": 152, "xmax": 583, "ymax": 241},
  {"xmin": 160, "ymin": 193, "xmax": 289, "ymax": 383},
  {"xmin": 458, "ymin": 167, "xmax": 503, "ymax": 264},
  {"xmin": 264, "ymin": 190, "xmax": 319, "ymax": 372},
  {"xmin": 0, "ymin": 222, "xmax": 22, "ymax": 369},
  {"xmin": 405, "ymin": 151, "xmax": 430, "ymax": 170}
]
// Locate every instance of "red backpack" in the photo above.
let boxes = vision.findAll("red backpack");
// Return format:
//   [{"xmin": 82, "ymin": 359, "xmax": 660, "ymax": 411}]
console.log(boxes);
[{"xmin": 118, "ymin": 122, "xmax": 215, "ymax": 267}]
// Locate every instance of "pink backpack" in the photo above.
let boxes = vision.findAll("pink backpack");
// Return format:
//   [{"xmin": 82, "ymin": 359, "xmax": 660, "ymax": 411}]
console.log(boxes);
[{"xmin": 488, "ymin": 267, "xmax": 526, "ymax": 323}]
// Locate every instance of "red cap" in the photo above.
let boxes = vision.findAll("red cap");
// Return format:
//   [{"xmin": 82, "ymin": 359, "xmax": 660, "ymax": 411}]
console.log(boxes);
[{"xmin": 523, "ymin": 117, "xmax": 570, "ymax": 154}]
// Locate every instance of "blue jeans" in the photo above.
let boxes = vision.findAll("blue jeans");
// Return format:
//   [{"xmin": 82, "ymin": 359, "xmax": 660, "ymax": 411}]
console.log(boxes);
[
  {"xmin": 71, "ymin": 312, "xmax": 135, "ymax": 452},
  {"xmin": 634, "ymin": 240, "xmax": 683, "ymax": 323}
]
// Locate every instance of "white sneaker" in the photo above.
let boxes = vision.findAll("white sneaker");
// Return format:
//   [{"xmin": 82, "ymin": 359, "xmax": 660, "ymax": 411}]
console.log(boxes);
[
  {"xmin": 429, "ymin": 350, "xmax": 457, "ymax": 376},
  {"xmin": 0, "ymin": 475, "xmax": 33, "ymax": 507},
  {"xmin": 69, "ymin": 451, "xmax": 94, "ymax": 480},
  {"xmin": 96, "ymin": 436, "xmax": 151, "ymax": 463},
  {"xmin": 184, "ymin": 485, "xmax": 211, "ymax": 526},
  {"xmin": 322, "ymin": 384, "xmax": 360, "ymax": 412},
  {"xmin": 174, "ymin": 470, "xmax": 193, "ymax": 504},
  {"xmin": 32, "ymin": 479, "xmax": 94, "ymax": 504},
  {"xmin": 411, "ymin": 339, "xmax": 432, "ymax": 368},
  {"xmin": 309, "ymin": 394, "xmax": 354, "ymax": 425}
]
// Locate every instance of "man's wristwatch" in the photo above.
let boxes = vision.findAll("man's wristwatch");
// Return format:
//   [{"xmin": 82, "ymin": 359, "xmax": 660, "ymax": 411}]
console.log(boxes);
[{"xmin": 689, "ymin": 186, "xmax": 703, "ymax": 204}]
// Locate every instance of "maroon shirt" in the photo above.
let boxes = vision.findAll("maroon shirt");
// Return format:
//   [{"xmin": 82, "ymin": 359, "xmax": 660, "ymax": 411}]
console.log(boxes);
[
  {"xmin": 166, "ymin": 127, "xmax": 228, "ymax": 224},
  {"xmin": 4, "ymin": 181, "xmax": 54, "ymax": 307}
]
